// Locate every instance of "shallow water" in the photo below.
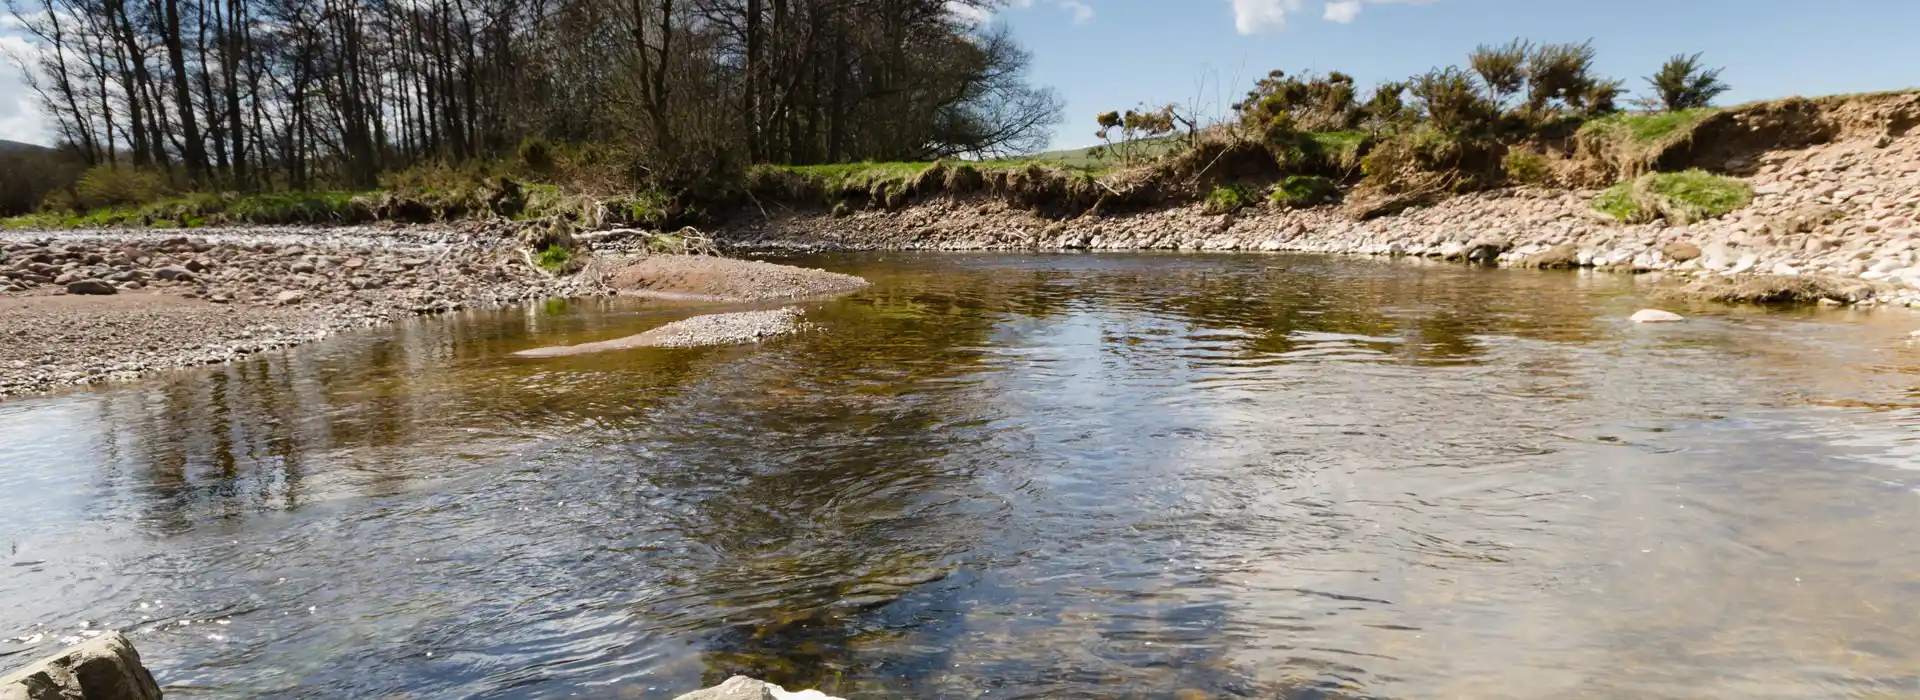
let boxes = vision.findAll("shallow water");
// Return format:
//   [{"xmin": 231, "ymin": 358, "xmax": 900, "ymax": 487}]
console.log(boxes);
[{"xmin": 3, "ymin": 252, "xmax": 1918, "ymax": 699}]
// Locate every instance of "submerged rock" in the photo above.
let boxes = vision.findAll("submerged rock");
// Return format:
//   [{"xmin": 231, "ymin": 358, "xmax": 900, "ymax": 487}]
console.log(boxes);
[
  {"xmin": 0, "ymin": 631, "xmax": 162, "ymax": 700},
  {"xmin": 672, "ymin": 676, "xmax": 844, "ymax": 700},
  {"xmin": 1630, "ymin": 309, "xmax": 1686, "ymax": 323}
]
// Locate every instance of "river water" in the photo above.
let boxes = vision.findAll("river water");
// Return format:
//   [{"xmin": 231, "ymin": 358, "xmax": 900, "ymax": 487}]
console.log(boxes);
[{"xmin": 2, "ymin": 252, "xmax": 1917, "ymax": 699}]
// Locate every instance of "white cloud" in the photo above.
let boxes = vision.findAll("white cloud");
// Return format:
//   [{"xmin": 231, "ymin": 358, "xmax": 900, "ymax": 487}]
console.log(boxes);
[
  {"xmin": 1231, "ymin": 0, "xmax": 1301, "ymax": 35},
  {"xmin": 947, "ymin": 1, "xmax": 995, "ymax": 25},
  {"xmin": 1236, "ymin": 0, "xmax": 1432, "ymax": 33},
  {"xmin": 954, "ymin": 0, "xmax": 1092, "ymax": 27},
  {"xmin": 0, "ymin": 34, "xmax": 52, "ymax": 146},
  {"xmin": 1322, "ymin": 0, "xmax": 1361, "ymax": 23},
  {"xmin": 1057, "ymin": 0, "xmax": 1094, "ymax": 24}
]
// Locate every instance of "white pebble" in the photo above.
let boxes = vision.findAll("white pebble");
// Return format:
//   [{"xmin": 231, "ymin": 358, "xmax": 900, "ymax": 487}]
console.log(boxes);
[{"xmin": 1631, "ymin": 309, "xmax": 1686, "ymax": 324}]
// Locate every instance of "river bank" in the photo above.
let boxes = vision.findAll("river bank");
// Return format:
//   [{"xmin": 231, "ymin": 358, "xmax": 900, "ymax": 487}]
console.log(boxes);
[
  {"xmin": 0, "ymin": 222, "xmax": 604, "ymax": 397},
  {"xmin": 6, "ymin": 125, "xmax": 1918, "ymax": 397},
  {"xmin": 719, "ymin": 131, "xmax": 1920, "ymax": 306}
]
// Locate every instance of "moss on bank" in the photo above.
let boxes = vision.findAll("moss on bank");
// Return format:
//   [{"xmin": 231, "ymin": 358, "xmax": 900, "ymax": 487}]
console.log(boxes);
[{"xmin": 1591, "ymin": 169, "xmax": 1752, "ymax": 225}]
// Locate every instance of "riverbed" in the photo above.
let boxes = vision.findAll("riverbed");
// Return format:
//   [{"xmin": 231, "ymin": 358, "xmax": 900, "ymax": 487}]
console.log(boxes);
[{"xmin": 3, "ymin": 252, "xmax": 1917, "ymax": 699}]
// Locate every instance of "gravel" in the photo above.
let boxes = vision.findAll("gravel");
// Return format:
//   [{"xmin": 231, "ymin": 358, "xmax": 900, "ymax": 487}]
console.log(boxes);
[
  {"xmin": 717, "ymin": 133, "xmax": 1920, "ymax": 308},
  {"xmin": 0, "ymin": 222, "xmax": 604, "ymax": 398},
  {"xmin": 605, "ymin": 255, "xmax": 869, "ymax": 301},
  {"xmin": 514, "ymin": 307, "xmax": 807, "ymax": 357}
]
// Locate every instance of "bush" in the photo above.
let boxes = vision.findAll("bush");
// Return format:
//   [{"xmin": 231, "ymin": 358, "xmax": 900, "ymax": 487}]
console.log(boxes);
[
  {"xmin": 1410, "ymin": 67, "xmax": 1497, "ymax": 134},
  {"xmin": 1502, "ymin": 149, "xmax": 1552, "ymax": 185},
  {"xmin": 1203, "ymin": 184, "xmax": 1255, "ymax": 215},
  {"xmin": 71, "ymin": 165, "xmax": 172, "ymax": 210},
  {"xmin": 1271, "ymin": 175, "xmax": 1339, "ymax": 208},
  {"xmin": 1647, "ymin": 53, "xmax": 1731, "ymax": 112},
  {"xmin": 1591, "ymin": 169, "xmax": 1752, "ymax": 225},
  {"xmin": 518, "ymin": 136, "xmax": 556, "ymax": 172}
]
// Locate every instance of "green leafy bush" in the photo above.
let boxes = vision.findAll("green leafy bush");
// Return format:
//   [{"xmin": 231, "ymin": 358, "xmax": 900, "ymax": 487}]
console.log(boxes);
[
  {"xmin": 1203, "ymin": 184, "xmax": 1255, "ymax": 215},
  {"xmin": 1271, "ymin": 175, "xmax": 1339, "ymax": 208},
  {"xmin": 1647, "ymin": 53, "xmax": 1730, "ymax": 112}
]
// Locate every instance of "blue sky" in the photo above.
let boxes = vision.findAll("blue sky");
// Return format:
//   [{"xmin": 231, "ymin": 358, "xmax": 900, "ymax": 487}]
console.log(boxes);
[
  {"xmin": 5, "ymin": 0, "xmax": 1918, "ymax": 150},
  {"xmin": 991, "ymin": 0, "xmax": 1920, "ymax": 150}
]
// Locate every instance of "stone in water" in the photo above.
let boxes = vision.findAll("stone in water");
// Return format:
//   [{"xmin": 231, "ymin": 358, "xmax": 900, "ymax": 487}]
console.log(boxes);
[{"xmin": 1631, "ymin": 309, "xmax": 1685, "ymax": 324}]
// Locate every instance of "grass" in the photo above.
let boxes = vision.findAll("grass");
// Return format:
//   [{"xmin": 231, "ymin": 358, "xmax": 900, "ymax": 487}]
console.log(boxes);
[
  {"xmin": 1591, "ymin": 169, "xmax": 1752, "ymax": 225},
  {"xmin": 1270, "ymin": 175, "xmax": 1339, "ymax": 209},
  {"xmin": 4, "ymin": 190, "xmax": 376, "ymax": 229},
  {"xmin": 1579, "ymin": 108, "xmax": 1721, "ymax": 144},
  {"xmin": 1202, "ymin": 184, "xmax": 1255, "ymax": 215},
  {"xmin": 1303, "ymin": 131, "xmax": 1369, "ymax": 169},
  {"xmin": 1591, "ymin": 182, "xmax": 1645, "ymax": 222},
  {"xmin": 533, "ymin": 245, "xmax": 571, "ymax": 273}
]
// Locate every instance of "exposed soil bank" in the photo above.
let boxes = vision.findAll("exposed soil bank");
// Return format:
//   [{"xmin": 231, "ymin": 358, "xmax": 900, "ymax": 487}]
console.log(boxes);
[
  {"xmin": 718, "ymin": 133, "xmax": 1920, "ymax": 308},
  {"xmin": 0, "ymin": 222, "xmax": 600, "ymax": 398}
]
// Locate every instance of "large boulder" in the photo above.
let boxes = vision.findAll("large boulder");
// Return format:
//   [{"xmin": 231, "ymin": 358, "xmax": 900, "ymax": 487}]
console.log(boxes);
[
  {"xmin": 0, "ymin": 632, "xmax": 163, "ymax": 700},
  {"xmin": 672, "ymin": 676, "xmax": 842, "ymax": 700}
]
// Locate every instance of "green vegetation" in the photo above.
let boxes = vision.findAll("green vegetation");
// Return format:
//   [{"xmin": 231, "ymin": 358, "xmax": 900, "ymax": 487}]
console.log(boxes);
[
  {"xmin": 0, "ymin": 31, "xmax": 1821, "ymax": 231},
  {"xmin": 1591, "ymin": 169, "xmax": 1752, "ymax": 225},
  {"xmin": 1590, "ymin": 182, "xmax": 1645, "ymax": 223},
  {"xmin": 1501, "ymin": 149, "xmax": 1551, "ymax": 185},
  {"xmin": 1202, "ymin": 184, "xmax": 1256, "ymax": 215},
  {"xmin": 533, "ymin": 245, "xmax": 572, "ymax": 274},
  {"xmin": 1270, "ymin": 175, "xmax": 1340, "ymax": 209},
  {"xmin": 1646, "ymin": 53, "xmax": 1731, "ymax": 112},
  {"xmin": 1579, "ymin": 108, "xmax": 1719, "ymax": 144},
  {"xmin": 4, "ymin": 190, "xmax": 375, "ymax": 229}
]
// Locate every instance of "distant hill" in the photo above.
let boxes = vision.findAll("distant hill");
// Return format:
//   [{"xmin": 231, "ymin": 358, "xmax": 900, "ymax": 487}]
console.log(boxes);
[{"xmin": 0, "ymin": 139, "xmax": 52, "ymax": 154}]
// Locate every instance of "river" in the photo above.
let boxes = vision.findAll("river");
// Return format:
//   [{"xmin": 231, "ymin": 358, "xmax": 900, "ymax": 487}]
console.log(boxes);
[{"xmin": 2, "ymin": 252, "xmax": 1917, "ymax": 699}]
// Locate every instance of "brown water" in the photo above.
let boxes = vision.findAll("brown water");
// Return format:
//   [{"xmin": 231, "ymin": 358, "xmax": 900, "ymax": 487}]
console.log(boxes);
[{"xmin": 2, "ymin": 252, "xmax": 1918, "ymax": 699}]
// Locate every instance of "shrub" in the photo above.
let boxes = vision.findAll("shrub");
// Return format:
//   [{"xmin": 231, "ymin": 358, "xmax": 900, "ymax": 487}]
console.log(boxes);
[
  {"xmin": 1646, "ymin": 53, "xmax": 1730, "ymax": 112},
  {"xmin": 1410, "ymin": 67, "xmax": 1497, "ymax": 134},
  {"xmin": 1470, "ymin": 39, "xmax": 1531, "ymax": 106},
  {"xmin": 1502, "ymin": 149, "xmax": 1552, "ymax": 185},
  {"xmin": 1363, "ymin": 81, "xmax": 1410, "ymax": 126},
  {"xmin": 518, "ymin": 136, "xmax": 556, "ymax": 172},
  {"xmin": 1524, "ymin": 40, "xmax": 1600, "ymax": 116},
  {"xmin": 71, "ymin": 165, "xmax": 172, "ymax": 210},
  {"xmin": 1202, "ymin": 184, "xmax": 1255, "ymax": 215},
  {"xmin": 1591, "ymin": 169, "xmax": 1752, "ymax": 225},
  {"xmin": 1271, "ymin": 175, "xmax": 1339, "ymax": 208}
]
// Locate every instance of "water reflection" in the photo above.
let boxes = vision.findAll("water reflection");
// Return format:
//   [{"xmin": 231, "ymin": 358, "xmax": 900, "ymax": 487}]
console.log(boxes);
[{"xmin": 2, "ymin": 252, "xmax": 1918, "ymax": 699}]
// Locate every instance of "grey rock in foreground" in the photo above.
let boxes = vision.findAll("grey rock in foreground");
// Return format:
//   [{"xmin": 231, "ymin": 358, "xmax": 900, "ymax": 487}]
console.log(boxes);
[
  {"xmin": 0, "ymin": 632, "xmax": 162, "ymax": 700},
  {"xmin": 672, "ymin": 676, "xmax": 843, "ymax": 700}
]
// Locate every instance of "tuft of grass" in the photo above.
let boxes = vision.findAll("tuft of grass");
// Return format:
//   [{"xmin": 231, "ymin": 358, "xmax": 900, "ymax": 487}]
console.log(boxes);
[
  {"xmin": 1270, "ymin": 174, "xmax": 1339, "ymax": 209},
  {"xmin": 1202, "ymin": 184, "xmax": 1255, "ymax": 215},
  {"xmin": 534, "ymin": 245, "xmax": 571, "ymax": 273},
  {"xmin": 1590, "ymin": 182, "xmax": 1645, "ymax": 222},
  {"xmin": 1640, "ymin": 169, "xmax": 1751, "ymax": 223},
  {"xmin": 1591, "ymin": 169, "xmax": 1751, "ymax": 225}
]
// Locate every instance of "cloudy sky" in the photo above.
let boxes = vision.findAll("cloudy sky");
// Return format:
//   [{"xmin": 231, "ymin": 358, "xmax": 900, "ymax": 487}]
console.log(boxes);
[{"xmin": 5, "ymin": 0, "xmax": 1920, "ymax": 150}]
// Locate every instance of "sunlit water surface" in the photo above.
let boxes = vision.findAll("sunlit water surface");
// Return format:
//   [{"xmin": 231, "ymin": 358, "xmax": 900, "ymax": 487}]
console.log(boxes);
[{"xmin": 2, "ymin": 252, "xmax": 1918, "ymax": 699}]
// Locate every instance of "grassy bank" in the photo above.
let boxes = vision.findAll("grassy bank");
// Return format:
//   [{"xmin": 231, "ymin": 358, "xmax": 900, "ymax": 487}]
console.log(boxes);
[{"xmin": 8, "ymin": 90, "xmax": 1912, "ymax": 232}]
